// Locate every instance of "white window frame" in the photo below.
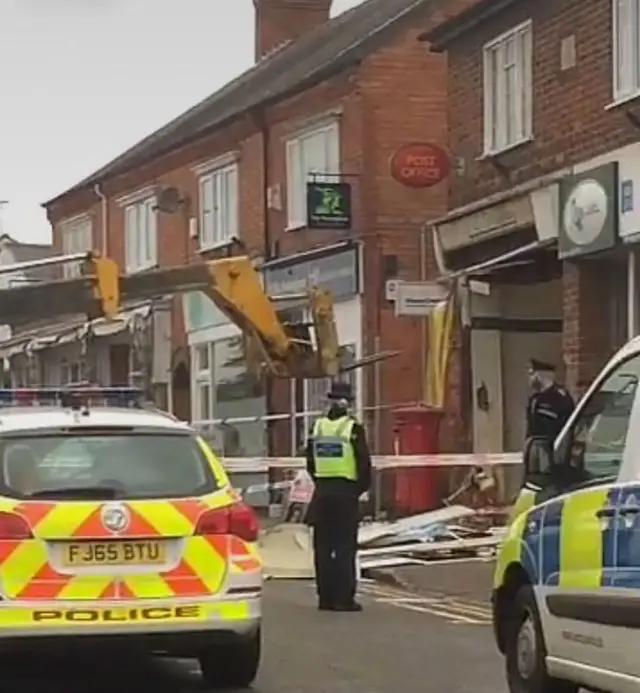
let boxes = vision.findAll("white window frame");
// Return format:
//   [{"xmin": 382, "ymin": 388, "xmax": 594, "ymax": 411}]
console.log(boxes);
[
  {"xmin": 482, "ymin": 20, "xmax": 533, "ymax": 155},
  {"xmin": 285, "ymin": 120, "xmax": 340, "ymax": 230},
  {"xmin": 191, "ymin": 343, "xmax": 214, "ymax": 422},
  {"xmin": 612, "ymin": 0, "xmax": 640, "ymax": 103},
  {"xmin": 124, "ymin": 196, "xmax": 157, "ymax": 273},
  {"xmin": 198, "ymin": 161, "xmax": 239, "ymax": 250},
  {"xmin": 60, "ymin": 215, "xmax": 92, "ymax": 278}
]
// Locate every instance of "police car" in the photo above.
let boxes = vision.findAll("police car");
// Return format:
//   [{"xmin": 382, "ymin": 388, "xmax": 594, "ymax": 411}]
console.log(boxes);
[
  {"xmin": 0, "ymin": 387, "xmax": 262, "ymax": 687},
  {"xmin": 493, "ymin": 337, "xmax": 640, "ymax": 693}
]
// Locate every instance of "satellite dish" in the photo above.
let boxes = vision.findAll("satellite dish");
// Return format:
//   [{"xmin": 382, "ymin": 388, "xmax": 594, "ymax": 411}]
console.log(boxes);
[{"xmin": 155, "ymin": 187, "xmax": 184, "ymax": 214}]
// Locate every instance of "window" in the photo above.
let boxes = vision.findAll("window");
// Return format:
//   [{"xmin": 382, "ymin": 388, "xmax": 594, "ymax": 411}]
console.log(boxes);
[
  {"xmin": 124, "ymin": 197, "xmax": 157, "ymax": 273},
  {"xmin": 60, "ymin": 216, "xmax": 92, "ymax": 278},
  {"xmin": 483, "ymin": 21, "xmax": 533, "ymax": 154},
  {"xmin": 613, "ymin": 0, "xmax": 640, "ymax": 101},
  {"xmin": 199, "ymin": 163, "xmax": 239, "ymax": 249},
  {"xmin": 190, "ymin": 337, "xmax": 266, "ymax": 457},
  {"xmin": 286, "ymin": 121, "xmax": 340, "ymax": 229},
  {"xmin": 0, "ymin": 432, "xmax": 216, "ymax": 499},
  {"xmin": 564, "ymin": 353, "xmax": 640, "ymax": 481},
  {"xmin": 60, "ymin": 360, "xmax": 82, "ymax": 385},
  {"xmin": 193, "ymin": 343, "xmax": 213, "ymax": 422}
]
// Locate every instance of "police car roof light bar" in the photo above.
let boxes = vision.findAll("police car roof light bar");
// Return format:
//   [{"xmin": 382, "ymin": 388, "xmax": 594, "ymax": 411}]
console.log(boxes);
[{"xmin": 0, "ymin": 387, "xmax": 143, "ymax": 409}]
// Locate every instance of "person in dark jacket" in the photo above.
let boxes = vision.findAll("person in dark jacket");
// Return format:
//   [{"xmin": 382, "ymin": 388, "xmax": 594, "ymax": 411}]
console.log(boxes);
[
  {"xmin": 526, "ymin": 358, "xmax": 575, "ymax": 443},
  {"xmin": 306, "ymin": 381, "xmax": 372, "ymax": 612}
]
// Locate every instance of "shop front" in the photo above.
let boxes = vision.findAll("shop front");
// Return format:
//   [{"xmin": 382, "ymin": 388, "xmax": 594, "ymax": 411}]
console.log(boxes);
[
  {"xmin": 262, "ymin": 241, "xmax": 362, "ymax": 455},
  {"xmin": 183, "ymin": 290, "xmax": 267, "ymax": 458},
  {"xmin": 432, "ymin": 182, "xmax": 561, "ymax": 453}
]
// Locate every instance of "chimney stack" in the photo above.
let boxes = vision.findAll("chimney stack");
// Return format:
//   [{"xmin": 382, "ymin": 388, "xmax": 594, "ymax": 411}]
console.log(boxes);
[{"xmin": 253, "ymin": 0, "xmax": 332, "ymax": 61}]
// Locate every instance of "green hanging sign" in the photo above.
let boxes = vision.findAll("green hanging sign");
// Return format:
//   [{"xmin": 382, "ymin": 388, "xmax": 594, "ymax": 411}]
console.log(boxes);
[{"xmin": 306, "ymin": 181, "xmax": 352, "ymax": 230}]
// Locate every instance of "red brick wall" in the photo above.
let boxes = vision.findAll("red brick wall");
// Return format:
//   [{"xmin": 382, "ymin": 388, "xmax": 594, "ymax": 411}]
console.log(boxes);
[{"xmin": 438, "ymin": 0, "xmax": 640, "ymax": 400}]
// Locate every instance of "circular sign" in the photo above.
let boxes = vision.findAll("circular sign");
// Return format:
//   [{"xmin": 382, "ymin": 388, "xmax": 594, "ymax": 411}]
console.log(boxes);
[
  {"xmin": 562, "ymin": 179, "xmax": 608, "ymax": 246},
  {"xmin": 390, "ymin": 143, "xmax": 450, "ymax": 188}
]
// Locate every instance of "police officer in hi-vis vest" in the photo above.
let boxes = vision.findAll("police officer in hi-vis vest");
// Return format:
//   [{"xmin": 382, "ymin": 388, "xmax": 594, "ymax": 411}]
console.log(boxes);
[{"xmin": 306, "ymin": 381, "xmax": 372, "ymax": 612}]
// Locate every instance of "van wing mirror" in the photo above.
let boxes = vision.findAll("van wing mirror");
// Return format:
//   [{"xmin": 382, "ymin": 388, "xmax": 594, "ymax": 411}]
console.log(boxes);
[{"xmin": 522, "ymin": 436, "xmax": 554, "ymax": 484}]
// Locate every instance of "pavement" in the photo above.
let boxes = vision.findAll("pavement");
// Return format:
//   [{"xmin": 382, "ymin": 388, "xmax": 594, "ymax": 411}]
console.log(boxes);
[{"xmin": 3, "ymin": 560, "xmax": 506, "ymax": 693}]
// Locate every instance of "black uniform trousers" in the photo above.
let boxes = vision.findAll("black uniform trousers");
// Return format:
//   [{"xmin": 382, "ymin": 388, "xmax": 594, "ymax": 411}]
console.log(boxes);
[{"xmin": 310, "ymin": 481, "xmax": 359, "ymax": 607}]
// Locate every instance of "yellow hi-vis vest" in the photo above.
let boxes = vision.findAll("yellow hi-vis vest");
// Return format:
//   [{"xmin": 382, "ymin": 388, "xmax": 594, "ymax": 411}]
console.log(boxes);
[{"xmin": 312, "ymin": 416, "xmax": 357, "ymax": 480}]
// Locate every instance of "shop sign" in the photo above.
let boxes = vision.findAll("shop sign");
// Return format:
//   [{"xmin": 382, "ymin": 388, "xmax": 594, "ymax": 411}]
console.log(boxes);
[
  {"xmin": 390, "ymin": 142, "xmax": 450, "ymax": 188},
  {"xmin": 306, "ymin": 182, "xmax": 352, "ymax": 229},
  {"xmin": 264, "ymin": 246, "xmax": 359, "ymax": 303},
  {"xmin": 558, "ymin": 162, "xmax": 618, "ymax": 259}
]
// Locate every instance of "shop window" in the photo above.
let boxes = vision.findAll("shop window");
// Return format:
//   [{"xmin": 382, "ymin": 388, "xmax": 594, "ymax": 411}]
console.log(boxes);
[
  {"xmin": 60, "ymin": 360, "xmax": 82, "ymax": 385},
  {"xmin": 190, "ymin": 337, "xmax": 266, "ymax": 457}
]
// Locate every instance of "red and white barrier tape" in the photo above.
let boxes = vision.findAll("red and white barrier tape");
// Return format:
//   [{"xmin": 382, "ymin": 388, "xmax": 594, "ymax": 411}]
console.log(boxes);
[{"xmin": 223, "ymin": 453, "xmax": 521, "ymax": 474}]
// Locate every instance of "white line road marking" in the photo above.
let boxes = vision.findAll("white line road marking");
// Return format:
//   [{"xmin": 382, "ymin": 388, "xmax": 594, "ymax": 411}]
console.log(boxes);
[{"xmin": 360, "ymin": 584, "xmax": 492, "ymax": 624}]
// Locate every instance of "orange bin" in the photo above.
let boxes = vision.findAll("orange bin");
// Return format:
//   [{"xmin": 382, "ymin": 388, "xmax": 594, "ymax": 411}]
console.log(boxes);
[{"xmin": 392, "ymin": 406, "xmax": 443, "ymax": 515}]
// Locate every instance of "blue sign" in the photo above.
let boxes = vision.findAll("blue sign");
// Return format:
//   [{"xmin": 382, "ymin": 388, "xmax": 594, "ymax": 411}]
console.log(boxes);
[{"xmin": 621, "ymin": 179, "xmax": 634, "ymax": 214}]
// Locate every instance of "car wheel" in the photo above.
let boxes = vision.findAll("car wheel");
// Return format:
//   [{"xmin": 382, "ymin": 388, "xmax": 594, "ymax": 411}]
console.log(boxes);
[
  {"xmin": 505, "ymin": 585, "xmax": 578, "ymax": 693},
  {"xmin": 199, "ymin": 628, "xmax": 261, "ymax": 689}
]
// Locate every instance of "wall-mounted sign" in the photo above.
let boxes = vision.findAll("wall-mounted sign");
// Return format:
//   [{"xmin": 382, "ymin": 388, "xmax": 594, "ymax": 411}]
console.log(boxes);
[
  {"xmin": 264, "ymin": 245, "xmax": 359, "ymax": 304},
  {"xmin": 558, "ymin": 162, "xmax": 617, "ymax": 259},
  {"xmin": 390, "ymin": 142, "xmax": 450, "ymax": 188},
  {"xmin": 306, "ymin": 182, "xmax": 351, "ymax": 229}
]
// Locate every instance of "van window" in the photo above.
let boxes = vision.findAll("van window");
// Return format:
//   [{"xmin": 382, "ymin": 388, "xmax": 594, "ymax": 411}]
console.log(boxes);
[{"xmin": 568, "ymin": 354, "xmax": 640, "ymax": 481}]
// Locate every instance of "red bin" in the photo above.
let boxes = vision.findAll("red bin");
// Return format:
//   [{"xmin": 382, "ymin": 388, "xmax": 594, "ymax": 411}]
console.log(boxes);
[{"xmin": 393, "ymin": 406, "xmax": 443, "ymax": 514}]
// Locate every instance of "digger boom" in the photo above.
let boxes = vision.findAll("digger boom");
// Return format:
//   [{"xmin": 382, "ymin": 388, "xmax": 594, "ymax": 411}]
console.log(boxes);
[{"xmin": 0, "ymin": 253, "xmax": 396, "ymax": 379}]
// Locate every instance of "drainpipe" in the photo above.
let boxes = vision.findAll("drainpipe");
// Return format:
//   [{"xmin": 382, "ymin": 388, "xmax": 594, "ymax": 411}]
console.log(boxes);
[{"xmin": 93, "ymin": 183, "xmax": 108, "ymax": 256}]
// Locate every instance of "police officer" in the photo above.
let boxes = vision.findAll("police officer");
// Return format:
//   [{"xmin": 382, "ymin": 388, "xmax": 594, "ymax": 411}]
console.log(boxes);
[
  {"xmin": 306, "ymin": 381, "xmax": 372, "ymax": 612},
  {"xmin": 526, "ymin": 358, "xmax": 575, "ymax": 443}
]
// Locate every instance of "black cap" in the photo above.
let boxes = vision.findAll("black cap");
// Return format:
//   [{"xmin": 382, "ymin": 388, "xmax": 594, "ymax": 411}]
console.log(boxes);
[
  {"xmin": 326, "ymin": 381, "xmax": 354, "ymax": 402},
  {"xmin": 530, "ymin": 358, "xmax": 556, "ymax": 372}
]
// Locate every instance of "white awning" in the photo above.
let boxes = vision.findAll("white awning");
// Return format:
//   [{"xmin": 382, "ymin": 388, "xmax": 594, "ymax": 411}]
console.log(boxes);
[{"xmin": 0, "ymin": 303, "xmax": 152, "ymax": 359}]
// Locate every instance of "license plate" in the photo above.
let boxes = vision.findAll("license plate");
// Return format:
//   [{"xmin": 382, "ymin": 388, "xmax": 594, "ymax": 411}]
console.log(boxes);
[{"xmin": 62, "ymin": 541, "xmax": 166, "ymax": 567}]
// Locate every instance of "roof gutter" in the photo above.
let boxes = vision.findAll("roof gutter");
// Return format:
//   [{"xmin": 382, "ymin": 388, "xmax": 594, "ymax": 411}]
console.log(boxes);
[{"xmin": 418, "ymin": 0, "xmax": 521, "ymax": 52}]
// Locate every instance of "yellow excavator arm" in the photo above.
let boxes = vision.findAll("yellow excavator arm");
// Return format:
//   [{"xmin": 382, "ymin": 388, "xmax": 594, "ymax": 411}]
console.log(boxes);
[{"xmin": 0, "ymin": 253, "xmax": 395, "ymax": 379}]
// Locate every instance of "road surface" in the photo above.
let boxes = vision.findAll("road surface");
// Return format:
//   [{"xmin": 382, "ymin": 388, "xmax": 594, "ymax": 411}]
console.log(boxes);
[{"xmin": 2, "ymin": 567, "xmax": 506, "ymax": 693}]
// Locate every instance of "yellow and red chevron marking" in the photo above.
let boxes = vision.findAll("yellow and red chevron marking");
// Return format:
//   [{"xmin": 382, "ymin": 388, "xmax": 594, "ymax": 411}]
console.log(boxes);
[{"xmin": 0, "ymin": 492, "xmax": 242, "ymax": 601}]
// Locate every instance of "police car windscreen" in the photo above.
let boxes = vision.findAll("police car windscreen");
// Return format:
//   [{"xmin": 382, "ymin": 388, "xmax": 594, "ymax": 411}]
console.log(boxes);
[{"xmin": 0, "ymin": 432, "xmax": 218, "ymax": 500}]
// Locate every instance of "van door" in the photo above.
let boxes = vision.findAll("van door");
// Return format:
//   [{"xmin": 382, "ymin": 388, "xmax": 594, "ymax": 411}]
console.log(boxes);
[{"xmin": 538, "ymin": 350, "xmax": 640, "ymax": 683}]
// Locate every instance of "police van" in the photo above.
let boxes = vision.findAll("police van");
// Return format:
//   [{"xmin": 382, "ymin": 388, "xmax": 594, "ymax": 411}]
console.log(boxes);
[{"xmin": 493, "ymin": 336, "xmax": 640, "ymax": 693}]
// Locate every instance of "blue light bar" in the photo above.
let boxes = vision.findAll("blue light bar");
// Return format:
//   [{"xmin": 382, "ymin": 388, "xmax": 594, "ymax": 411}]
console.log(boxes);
[{"xmin": 0, "ymin": 387, "xmax": 143, "ymax": 409}]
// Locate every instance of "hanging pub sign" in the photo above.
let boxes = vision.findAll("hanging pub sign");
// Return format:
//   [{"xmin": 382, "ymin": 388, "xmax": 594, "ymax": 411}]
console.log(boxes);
[{"xmin": 306, "ymin": 181, "xmax": 352, "ymax": 229}]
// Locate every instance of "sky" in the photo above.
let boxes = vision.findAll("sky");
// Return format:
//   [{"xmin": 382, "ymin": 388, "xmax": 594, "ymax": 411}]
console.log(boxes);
[{"xmin": 0, "ymin": 0, "xmax": 365, "ymax": 244}]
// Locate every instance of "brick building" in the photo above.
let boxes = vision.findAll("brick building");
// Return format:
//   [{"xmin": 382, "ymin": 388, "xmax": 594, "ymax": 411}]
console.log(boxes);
[
  {"xmin": 422, "ymin": 0, "xmax": 640, "ymax": 453},
  {"xmin": 36, "ymin": 0, "xmax": 464, "ymax": 456}
]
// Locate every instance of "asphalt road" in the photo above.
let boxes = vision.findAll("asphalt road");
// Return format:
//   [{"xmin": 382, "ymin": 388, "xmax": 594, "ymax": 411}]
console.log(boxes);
[{"xmin": 2, "ymin": 567, "xmax": 506, "ymax": 693}]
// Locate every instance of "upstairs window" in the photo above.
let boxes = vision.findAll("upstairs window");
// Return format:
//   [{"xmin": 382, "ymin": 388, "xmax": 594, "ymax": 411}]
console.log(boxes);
[
  {"xmin": 60, "ymin": 216, "xmax": 92, "ymax": 278},
  {"xmin": 124, "ymin": 197, "xmax": 157, "ymax": 273},
  {"xmin": 199, "ymin": 162, "xmax": 239, "ymax": 249},
  {"xmin": 286, "ymin": 121, "xmax": 340, "ymax": 229},
  {"xmin": 483, "ymin": 21, "xmax": 533, "ymax": 154},
  {"xmin": 613, "ymin": 0, "xmax": 640, "ymax": 101}
]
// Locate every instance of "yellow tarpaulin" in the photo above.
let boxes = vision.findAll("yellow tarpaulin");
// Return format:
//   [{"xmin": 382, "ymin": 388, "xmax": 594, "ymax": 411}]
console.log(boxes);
[{"xmin": 424, "ymin": 293, "xmax": 455, "ymax": 408}]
